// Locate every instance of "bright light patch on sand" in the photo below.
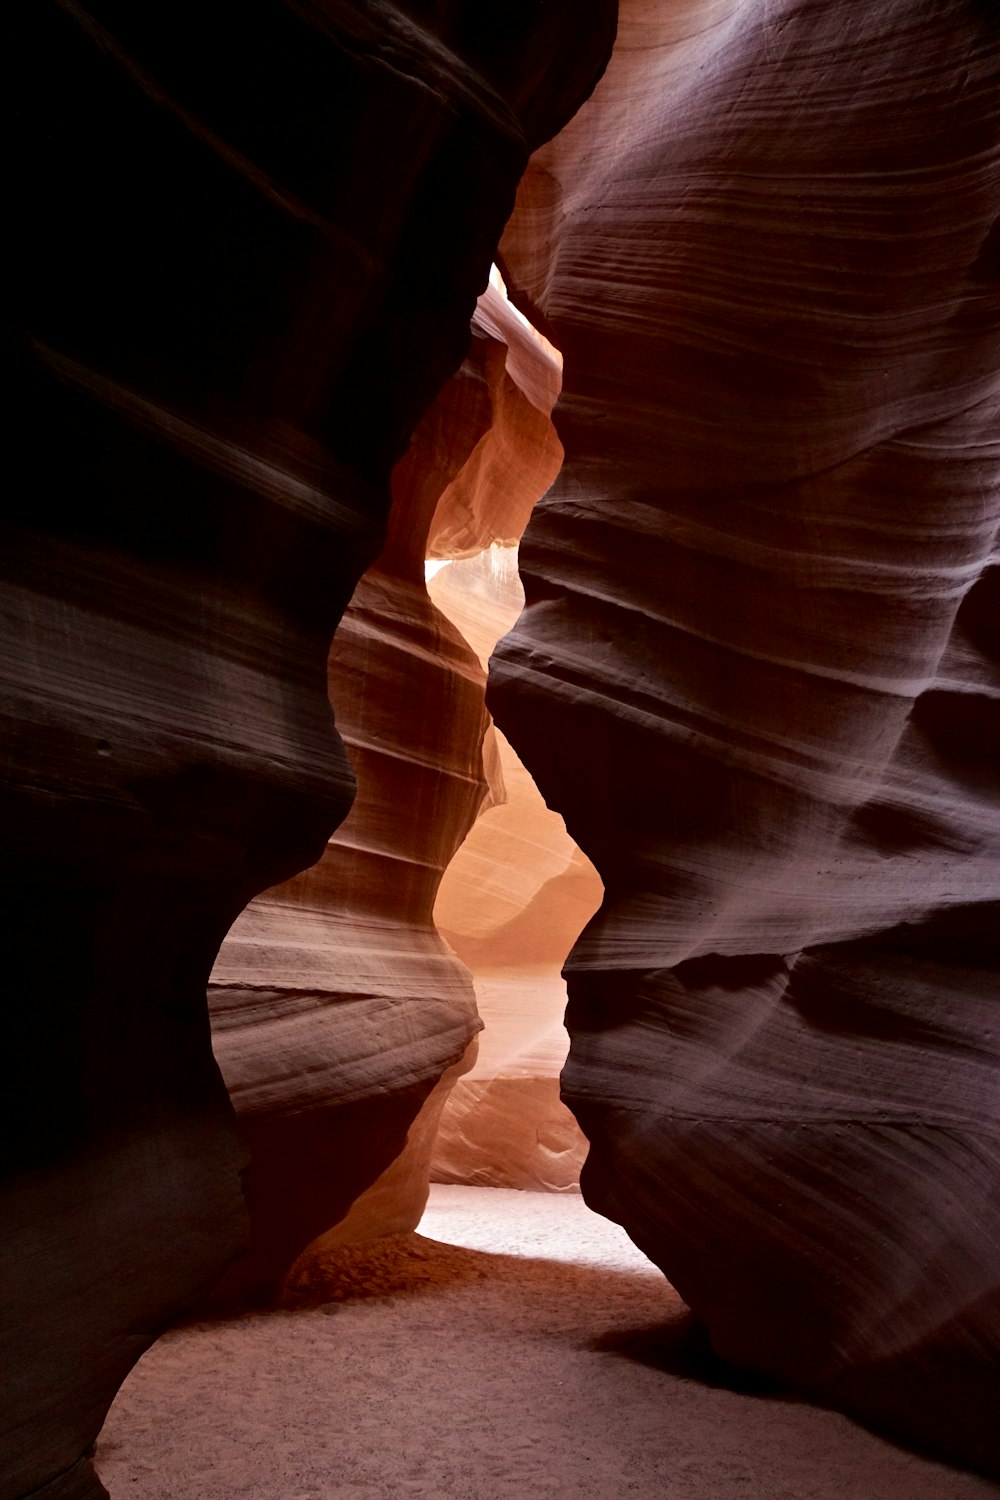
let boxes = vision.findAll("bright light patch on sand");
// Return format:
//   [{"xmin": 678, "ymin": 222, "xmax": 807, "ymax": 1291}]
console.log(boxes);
[{"xmin": 418, "ymin": 1185, "xmax": 661, "ymax": 1275}]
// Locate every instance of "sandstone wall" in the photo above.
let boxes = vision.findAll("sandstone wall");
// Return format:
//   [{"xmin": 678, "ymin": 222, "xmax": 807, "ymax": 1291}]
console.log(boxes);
[
  {"xmin": 493, "ymin": 0, "xmax": 1000, "ymax": 1473},
  {"xmin": 206, "ymin": 279, "xmax": 573, "ymax": 1297},
  {"xmin": 3, "ymin": 5, "xmax": 616, "ymax": 1495},
  {"xmin": 429, "ymin": 550, "xmax": 603, "ymax": 1191}
]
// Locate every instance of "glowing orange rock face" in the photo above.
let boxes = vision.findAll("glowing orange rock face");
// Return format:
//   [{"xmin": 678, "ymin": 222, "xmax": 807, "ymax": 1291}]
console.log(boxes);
[
  {"xmin": 492, "ymin": 0, "xmax": 1000, "ymax": 1475},
  {"xmin": 429, "ymin": 551, "xmax": 603, "ymax": 1192},
  {"xmin": 207, "ymin": 276, "xmax": 585, "ymax": 1292},
  {"xmin": 206, "ymin": 359, "xmax": 493, "ymax": 1303},
  {"xmin": 420, "ymin": 281, "xmax": 603, "ymax": 1195}
]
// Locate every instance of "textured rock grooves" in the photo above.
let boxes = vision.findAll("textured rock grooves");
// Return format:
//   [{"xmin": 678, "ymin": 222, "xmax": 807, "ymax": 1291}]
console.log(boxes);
[
  {"xmin": 428, "ymin": 546, "xmax": 603, "ymax": 1192},
  {"xmin": 491, "ymin": 0, "xmax": 1000, "ymax": 1476},
  {"xmin": 4, "ymin": 6, "xmax": 616, "ymax": 1497},
  {"xmin": 207, "ymin": 278, "xmax": 580, "ymax": 1298}
]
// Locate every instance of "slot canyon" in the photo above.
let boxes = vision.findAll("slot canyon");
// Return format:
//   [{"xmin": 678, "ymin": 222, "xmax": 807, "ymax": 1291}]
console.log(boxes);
[{"xmin": 4, "ymin": 2, "xmax": 998, "ymax": 1497}]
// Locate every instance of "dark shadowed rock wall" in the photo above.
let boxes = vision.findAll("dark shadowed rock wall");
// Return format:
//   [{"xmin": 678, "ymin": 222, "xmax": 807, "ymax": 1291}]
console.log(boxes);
[
  {"xmin": 493, "ymin": 0, "xmax": 1000, "ymax": 1475},
  {"xmin": 3, "ymin": 4, "xmax": 616, "ymax": 1495}
]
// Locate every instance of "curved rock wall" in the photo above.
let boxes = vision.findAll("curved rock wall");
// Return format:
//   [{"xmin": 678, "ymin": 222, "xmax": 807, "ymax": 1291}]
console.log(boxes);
[
  {"xmin": 493, "ymin": 0, "xmax": 1000, "ymax": 1473},
  {"xmin": 5, "ymin": 4, "xmax": 616, "ymax": 1495},
  {"xmin": 206, "ymin": 287, "xmax": 536, "ymax": 1300},
  {"xmin": 430, "ymin": 550, "xmax": 603, "ymax": 1191},
  {"xmin": 213, "ymin": 274, "xmax": 589, "ymax": 1288}
]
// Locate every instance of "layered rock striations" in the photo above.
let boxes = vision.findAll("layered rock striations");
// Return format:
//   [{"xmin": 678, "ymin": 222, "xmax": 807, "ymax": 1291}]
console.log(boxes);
[
  {"xmin": 429, "ymin": 550, "xmax": 602, "ymax": 1191},
  {"xmin": 207, "ymin": 279, "xmax": 566, "ymax": 1296},
  {"xmin": 209, "ymin": 267, "xmax": 598, "ymax": 1286},
  {"xmin": 5, "ymin": 5, "xmax": 616, "ymax": 1496},
  {"xmin": 493, "ymin": 0, "xmax": 1000, "ymax": 1472}
]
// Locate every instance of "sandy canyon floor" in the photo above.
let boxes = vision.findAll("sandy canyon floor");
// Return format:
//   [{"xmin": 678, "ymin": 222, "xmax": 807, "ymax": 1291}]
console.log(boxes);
[{"xmin": 95, "ymin": 1186, "xmax": 998, "ymax": 1499}]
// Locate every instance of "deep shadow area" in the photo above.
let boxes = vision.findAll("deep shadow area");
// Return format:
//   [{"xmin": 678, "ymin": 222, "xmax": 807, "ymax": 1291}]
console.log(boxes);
[
  {"xmin": 591, "ymin": 1313, "xmax": 789, "ymax": 1398},
  {"xmin": 595, "ymin": 1316, "xmax": 1000, "ymax": 1486}
]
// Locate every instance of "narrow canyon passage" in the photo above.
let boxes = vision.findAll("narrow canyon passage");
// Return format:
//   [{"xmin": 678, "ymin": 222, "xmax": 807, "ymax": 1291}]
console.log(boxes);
[
  {"xmin": 428, "ymin": 542, "xmax": 602, "ymax": 1192},
  {"xmin": 7, "ymin": 5, "xmax": 998, "ymax": 1497},
  {"xmin": 94, "ymin": 1187, "xmax": 997, "ymax": 1500}
]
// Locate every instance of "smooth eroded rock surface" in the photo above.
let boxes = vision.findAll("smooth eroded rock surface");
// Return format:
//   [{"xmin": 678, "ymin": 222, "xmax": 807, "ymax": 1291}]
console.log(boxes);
[
  {"xmin": 430, "ymin": 552, "xmax": 603, "ymax": 1191},
  {"xmin": 493, "ymin": 0, "xmax": 1000, "ymax": 1473},
  {"xmin": 207, "ymin": 236, "xmax": 592, "ymax": 1289},
  {"xmin": 5, "ymin": 4, "xmax": 616, "ymax": 1494},
  {"xmin": 205, "ymin": 316, "xmax": 496, "ymax": 1301}
]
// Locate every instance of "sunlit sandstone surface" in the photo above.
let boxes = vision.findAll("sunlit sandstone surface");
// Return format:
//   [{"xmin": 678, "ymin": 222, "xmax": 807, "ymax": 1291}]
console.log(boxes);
[
  {"xmin": 206, "ymin": 272, "xmax": 590, "ymax": 1296},
  {"xmin": 429, "ymin": 549, "xmax": 603, "ymax": 1193}
]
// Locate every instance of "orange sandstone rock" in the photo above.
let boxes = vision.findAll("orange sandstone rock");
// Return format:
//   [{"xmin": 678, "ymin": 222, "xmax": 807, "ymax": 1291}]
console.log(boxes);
[
  {"xmin": 207, "ymin": 268, "xmax": 583, "ymax": 1292},
  {"xmin": 430, "ymin": 553, "xmax": 603, "ymax": 1191}
]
